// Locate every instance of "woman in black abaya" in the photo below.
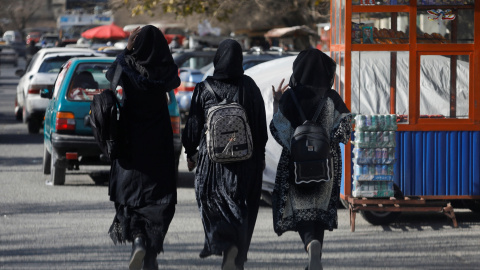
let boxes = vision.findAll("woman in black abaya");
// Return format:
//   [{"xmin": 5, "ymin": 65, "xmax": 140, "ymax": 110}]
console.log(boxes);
[
  {"xmin": 270, "ymin": 49, "xmax": 352, "ymax": 270},
  {"xmin": 106, "ymin": 25, "xmax": 180, "ymax": 270},
  {"xmin": 182, "ymin": 39, "xmax": 268, "ymax": 270}
]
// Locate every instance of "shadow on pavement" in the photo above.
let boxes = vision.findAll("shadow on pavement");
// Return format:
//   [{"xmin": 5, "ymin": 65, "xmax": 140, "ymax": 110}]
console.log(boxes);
[
  {"xmin": 0, "ymin": 133, "xmax": 43, "ymax": 145},
  {"xmin": 0, "ymin": 156, "xmax": 42, "ymax": 166}
]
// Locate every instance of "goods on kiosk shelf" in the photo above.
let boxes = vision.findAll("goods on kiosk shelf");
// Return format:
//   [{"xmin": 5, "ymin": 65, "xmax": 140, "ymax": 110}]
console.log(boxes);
[
  {"xmin": 353, "ymin": 180, "xmax": 394, "ymax": 198},
  {"xmin": 352, "ymin": 23, "xmax": 449, "ymax": 44},
  {"xmin": 357, "ymin": 0, "xmax": 409, "ymax": 4},
  {"xmin": 356, "ymin": 0, "xmax": 466, "ymax": 5},
  {"xmin": 352, "ymin": 23, "xmax": 411, "ymax": 45},
  {"xmin": 352, "ymin": 114, "xmax": 397, "ymax": 198}
]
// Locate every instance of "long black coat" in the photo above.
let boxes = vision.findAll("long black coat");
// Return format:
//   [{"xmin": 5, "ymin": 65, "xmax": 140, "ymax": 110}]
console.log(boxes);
[
  {"xmin": 182, "ymin": 76, "xmax": 268, "ymax": 257},
  {"xmin": 106, "ymin": 51, "xmax": 178, "ymax": 207}
]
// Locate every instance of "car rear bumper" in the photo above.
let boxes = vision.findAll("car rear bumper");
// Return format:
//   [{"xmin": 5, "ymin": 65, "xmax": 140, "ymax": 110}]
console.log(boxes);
[
  {"xmin": 51, "ymin": 132, "xmax": 103, "ymax": 157},
  {"xmin": 26, "ymin": 95, "xmax": 50, "ymax": 114}
]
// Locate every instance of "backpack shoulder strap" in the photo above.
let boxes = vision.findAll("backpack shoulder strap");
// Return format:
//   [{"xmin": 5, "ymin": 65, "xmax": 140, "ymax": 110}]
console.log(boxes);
[
  {"xmin": 234, "ymin": 78, "xmax": 242, "ymax": 105},
  {"xmin": 111, "ymin": 62, "xmax": 122, "ymax": 91},
  {"xmin": 312, "ymin": 96, "xmax": 328, "ymax": 122},
  {"xmin": 204, "ymin": 79, "xmax": 242, "ymax": 105},
  {"xmin": 111, "ymin": 62, "xmax": 123, "ymax": 105},
  {"xmin": 203, "ymin": 79, "xmax": 220, "ymax": 104},
  {"xmin": 290, "ymin": 90, "xmax": 306, "ymax": 123}
]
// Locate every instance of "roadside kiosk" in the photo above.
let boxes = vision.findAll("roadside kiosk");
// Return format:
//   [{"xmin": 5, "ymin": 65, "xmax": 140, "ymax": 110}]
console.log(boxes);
[{"xmin": 329, "ymin": 0, "xmax": 480, "ymax": 231}]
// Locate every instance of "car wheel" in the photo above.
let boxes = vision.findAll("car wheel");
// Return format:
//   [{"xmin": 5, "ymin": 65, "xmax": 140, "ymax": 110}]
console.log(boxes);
[
  {"xmin": 339, "ymin": 197, "xmax": 349, "ymax": 209},
  {"xmin": 49, "ymin": 149, "xmax": 66, "ymax": 185},
  {"xmin": 360, "ymin": 183, "xmax": 403, "ymax": 225},
  {"xmin": 43, "ymin": 144, "xmax": 51, "ymax": 175},
  {"xmin": 360, "ymin": 208, "xmax": 401, "ymax": 225},
  {"xmin": 14, "ymin": 98, "xmax": 22, "ymax": 121},
  {"xmin": 462, "ymin": 199, "xmax": 480, "ymax": 213},
  {"xmin": 28, "ymin": 118, "xmax": 40, "ymax": 134}
]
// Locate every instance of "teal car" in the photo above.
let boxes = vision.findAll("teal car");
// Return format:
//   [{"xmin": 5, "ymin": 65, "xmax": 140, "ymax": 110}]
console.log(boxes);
[{"xmin": 42, "ymin": 57, "xmax": 182, "ymax": 185}]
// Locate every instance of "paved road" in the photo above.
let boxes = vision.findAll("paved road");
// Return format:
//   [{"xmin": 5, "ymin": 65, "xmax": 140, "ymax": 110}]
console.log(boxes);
[{"xmin": 1, "ymin": 58, "xmax": 480, "ymax": 270}]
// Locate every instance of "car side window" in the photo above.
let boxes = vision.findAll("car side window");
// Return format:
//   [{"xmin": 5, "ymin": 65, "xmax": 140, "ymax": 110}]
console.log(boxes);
[
  {"xmin": 53, "ymin": 66, "xmax": 68, "ymax": 99},
  {"xmin": 26, "ymin": 54, "xmax": 39, "ymax": 72}
]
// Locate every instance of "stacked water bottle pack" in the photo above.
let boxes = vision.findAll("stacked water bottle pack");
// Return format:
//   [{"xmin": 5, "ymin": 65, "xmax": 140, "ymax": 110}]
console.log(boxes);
[{"xmin": 352, "ymin": 114, "xmax": 397, "ymax": 198}]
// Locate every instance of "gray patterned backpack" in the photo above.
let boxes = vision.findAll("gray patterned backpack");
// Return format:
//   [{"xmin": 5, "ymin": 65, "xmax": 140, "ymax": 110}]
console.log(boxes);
[{"xmin": 203, "ymin": 80, "xmax": 253, "ymax": 163}]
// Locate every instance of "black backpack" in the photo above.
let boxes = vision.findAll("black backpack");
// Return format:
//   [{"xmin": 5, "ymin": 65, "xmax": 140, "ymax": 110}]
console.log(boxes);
[
  {"xmin": 89, "ymin": 63, "xmax": 123, "ymax": 160},
  {"xmin": 290, "ymin": 91, "xmax": 332, "ymax": 186}
]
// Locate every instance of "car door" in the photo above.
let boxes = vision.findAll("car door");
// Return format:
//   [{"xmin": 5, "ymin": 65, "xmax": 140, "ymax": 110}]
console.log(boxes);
[
  {"xmin": 16, "ymin": 53, "xmax": 40, "ymax": 107},
  {"xmin": 44, "ymin": 62, "xmax": 70, "ymax": 150}
]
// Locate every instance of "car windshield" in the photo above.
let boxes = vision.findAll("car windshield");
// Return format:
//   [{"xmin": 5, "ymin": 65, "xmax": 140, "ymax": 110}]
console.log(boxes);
[
  {"xmin": 38, "ymin": 56, "xmax": 77, "ymax": 73},
  {"xmin": 179, "ymin": 55, "xmax": 214, "ymax": 69},
  {"xmin": 67, "ymin": 62, "xmax": 112, "ymax": 101}
]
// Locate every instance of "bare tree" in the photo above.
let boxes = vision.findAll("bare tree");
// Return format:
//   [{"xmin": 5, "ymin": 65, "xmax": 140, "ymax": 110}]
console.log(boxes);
[
  {"xmin": 111, "ymin": 0, "xmax": 330, "ymax": 31},
  {"xmin": 0, "ymin": 0, "xmax": 45, "ymax": 39}
]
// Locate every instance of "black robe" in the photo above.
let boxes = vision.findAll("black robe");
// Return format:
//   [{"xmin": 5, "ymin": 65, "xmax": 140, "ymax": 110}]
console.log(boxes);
[
  {"xmin": 182, "ymin": 40, "xmax": 268, "ymax": 264},
  {"xmin": 106, "ymin": 25, "xmax": 181, "ymax": 254},
  {"xmin": 107, "ymin": 51, "xmax": 178, "ymax": 207}
]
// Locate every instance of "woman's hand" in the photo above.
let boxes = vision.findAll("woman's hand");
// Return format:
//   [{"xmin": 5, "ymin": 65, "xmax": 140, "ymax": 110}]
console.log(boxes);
[
  {"xmin": 187, "ymin": 158, "xmax": 196, "ymax": 172},
  {"xmin": 272, "ymin": 78, "xmax": 288, "ymax": 114},
  {"xmin": 126, "ymin": 26, "xmax": 141, "ymax": 51},
  {"xmin": 272, "ymin": 78, "xmax": 289, "ymax": 102},
  {"xmin": 187, "ymin": 152, "xmax": 198, "ymax": 172}
]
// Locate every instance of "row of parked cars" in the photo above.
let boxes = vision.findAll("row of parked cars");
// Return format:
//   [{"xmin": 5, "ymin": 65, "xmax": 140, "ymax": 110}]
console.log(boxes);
[{"xmin": 14, "ymin": 45, "xmax": 294, "ymax": 187}]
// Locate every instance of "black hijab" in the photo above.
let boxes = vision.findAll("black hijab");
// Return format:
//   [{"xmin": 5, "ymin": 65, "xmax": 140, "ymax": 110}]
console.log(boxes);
[
  {"xmin": 289, "ymin": 49, "xmax": 336, "ymax": 94},
  {"xmin": 123, "ymin": 25, "xmax": 179, "ymax": 89},
  {"xmin": 280, "ymin": 49, "xmax": 348, "ymax": 128},
  {"xmin": 211, "ymin": 39, "xmax": 244, "ymax": 80}
]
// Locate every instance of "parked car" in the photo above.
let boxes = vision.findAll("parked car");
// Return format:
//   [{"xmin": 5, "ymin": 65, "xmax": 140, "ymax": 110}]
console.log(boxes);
[
  {"xmin": 39, "ymin": 33, "xmax": 60, "ymax": 48},
  {"xmin": 26, "ymin": 31, "xmax": 42, "ymax": 45},
  {"xmin": 172, "ymin": 49, "xmax": 217, "ymax": 123},
  {"xmin": 174, "ymin": 67, "xmax": 205, "ymax": 123},
  {"xmin": 42, "ymin": 57, "xmax": 182, "ymax": 185},
  {"xmin": 2, "ymin": 30, "xmax": 26, "ymax": 57},
  {"xmin": 2, "ymin": 30, "xmax": 22, "ymax": 44},
  {"xmin": 15, "ymin": 47, "xmax": 105, "ymax": 133}
]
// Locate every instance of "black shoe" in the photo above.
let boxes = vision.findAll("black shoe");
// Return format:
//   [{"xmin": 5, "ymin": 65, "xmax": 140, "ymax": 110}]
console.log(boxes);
[
  {"xmin": 142, "ymin": 249, "xmax": 159, "ymax": 270},
  {"xmin": 222, "ymin": 245, "xmax": 238, "ymax": 270},
  {"xmin": 129, "ymin": 236, "xmax": 146, "ymax": 270},
  {"xmin": 307, "ymin": 240, "xmax": 323, "ymax": 270}
]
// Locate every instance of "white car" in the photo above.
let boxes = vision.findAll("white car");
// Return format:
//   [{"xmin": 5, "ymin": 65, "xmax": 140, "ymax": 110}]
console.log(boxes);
[{"xmin": 15, "ymin": 48, "xmax": 104, "ymax": 133}]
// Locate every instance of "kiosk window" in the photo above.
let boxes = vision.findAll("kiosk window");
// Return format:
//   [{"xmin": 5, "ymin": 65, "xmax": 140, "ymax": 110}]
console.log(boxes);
[{"xmin": 419, "ymin": 54, "xmax": 469, "ymax": 119}]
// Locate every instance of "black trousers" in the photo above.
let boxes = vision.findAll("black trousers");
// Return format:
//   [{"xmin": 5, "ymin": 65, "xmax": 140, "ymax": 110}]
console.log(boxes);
[{"xmin": 297, "ymin": 221, "xmax": 325, "ymax": 254}]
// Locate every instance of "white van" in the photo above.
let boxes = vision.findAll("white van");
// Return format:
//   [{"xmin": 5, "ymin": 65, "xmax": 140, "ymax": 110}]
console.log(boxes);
[{"xmin": 3, "ymin": 30, "xmax": 22, "ymax": 44}]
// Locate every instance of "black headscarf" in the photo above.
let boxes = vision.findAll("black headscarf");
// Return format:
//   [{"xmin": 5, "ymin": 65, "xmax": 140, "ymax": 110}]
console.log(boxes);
[
  {"xmin": 211, "ymin": 39, "xmax": 244, "ymax": 80},
  {"xmin": 288, "ymin": 48, "xmax": 336, "ymax": 94},
  {"xmin": 280, "ymin": 49, "xmax": 348, "ymax": 128},
  {"xmin": 123, "ymin": 25, "xmax": 179, "ymax": 89}
]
